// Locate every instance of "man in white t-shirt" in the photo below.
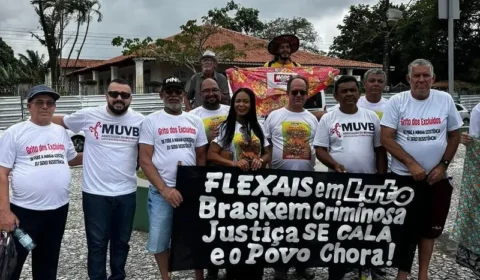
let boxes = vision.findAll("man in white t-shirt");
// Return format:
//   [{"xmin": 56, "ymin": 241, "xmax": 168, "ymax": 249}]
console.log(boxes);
[
  {"xmin": 380, "ymin": 59, "xmax": 463, "ymax": 280},
  {"xmin": 264, "ymin": 75, "xmax": 317, "ymax": 280},
  {"xmin": 313, "ymin": 75, "xmax": 387, "ymax": 280},
  {"xmin": 52, "ymin": 79, "xmax": 145, "ymax": 280},
  {"xmin": 0, "ymin": 85, "xmax": 82, "ymax": 280},
  {"xmin": 189, "ymin": 78, "xmax": 229, "ymax": 280},
  {"xmin": 139, "ymin": 76, "xmax": 208, "ymax": 280}
]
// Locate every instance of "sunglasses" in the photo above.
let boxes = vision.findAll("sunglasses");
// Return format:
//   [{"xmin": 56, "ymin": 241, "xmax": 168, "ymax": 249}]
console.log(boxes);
[
  {"xmin": 108, "ymin": 91, "xmax": 131, "ymax": 99},
  {"xmin": 239, "ymin": 126, "xmax": 252, "ymax": 143},
  {"xmin": 31, "ymin": 100, "xmax": 56, "ymax": 108},
  {"xmin": 290, "ymin": 90, "xmax": 307, "ymax": 96},
  {"xmin": 164, "ymin": 88, "xmax": 183, "ymax": 96}
]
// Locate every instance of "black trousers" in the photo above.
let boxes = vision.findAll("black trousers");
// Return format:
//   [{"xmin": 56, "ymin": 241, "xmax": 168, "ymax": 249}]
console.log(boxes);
[
  {"xmin": 9, "ymin": 203, "xmax": 69, "ymax": 280},
  {"xmin": 83, "ymin": 191, "xmax": 136, "ymax": 280}
]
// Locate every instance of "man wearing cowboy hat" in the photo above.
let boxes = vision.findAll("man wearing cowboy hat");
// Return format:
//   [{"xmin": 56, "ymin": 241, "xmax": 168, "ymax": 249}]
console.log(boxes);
[
  {"xmin": 184, "ymin": 50, "xmax": 230, "ymax": 111},
  {"xmin": 264, "ymin": 34, "xmax": 301, "ymax": 68}
]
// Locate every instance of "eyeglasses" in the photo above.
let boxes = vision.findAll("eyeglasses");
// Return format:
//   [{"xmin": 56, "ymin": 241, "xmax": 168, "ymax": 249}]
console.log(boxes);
[
  {"xmin": 164, "ymin": 89, "xmax": 183, "ymax": 96},
  {"xmin": 239, "ymin": 126, "xmax": 252, "ymax": 143},
  {"xmin": 290, "ymin": 90, "xmax": 307, "ymax": 96},
  {"xmin": 108, "ymin": 91, "xmax": 131, "ymax": 99},
  {"xmin": 31, "ymin": 100, "xmax": 56, "ymax": 108}
]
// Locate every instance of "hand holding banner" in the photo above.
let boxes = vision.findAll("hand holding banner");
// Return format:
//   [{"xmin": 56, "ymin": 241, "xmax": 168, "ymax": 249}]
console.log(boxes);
[{"xmin": 225, "ymin": 67, "xmax": 340, "ymax": 116}]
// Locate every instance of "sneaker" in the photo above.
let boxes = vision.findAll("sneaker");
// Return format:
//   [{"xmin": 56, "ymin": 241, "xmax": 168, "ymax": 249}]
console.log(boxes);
[{"xmin": 295, "ymin": 267, "xmax": 315, "ymax": 280}]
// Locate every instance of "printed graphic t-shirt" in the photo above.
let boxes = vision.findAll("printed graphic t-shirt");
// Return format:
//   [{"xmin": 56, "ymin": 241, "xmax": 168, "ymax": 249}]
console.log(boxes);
[
  {"xmin": 213, "ymin": 122, "xmax": 269, "ymax": 161},
  {"xmin": 0, "ymin": 121, "xmax": 77, "ymax": 210},
  {"xmin": 263, "ymin": 108, "xmax": 318, "ymax": 171},
  {"xmin": 313, "ymin": 107, "xmax": 382, "ymax": 174},
  {"xmin": 470, "ymin": 103, "xmax": 480, "ymax": 137},
  {"xmin": 139, "ymin": 110, "xmax": 208, "ymax": 187},
  {"xmin": 189, "ymin": 105, "xmax": 230, "ymax": 138},
  {"xmin": 380, "ymin": 90, "xmax": 463, "ymax": 175},
  {"xmin": 63, "ymin": 105, "xmax": 145, "ymax": 196}
]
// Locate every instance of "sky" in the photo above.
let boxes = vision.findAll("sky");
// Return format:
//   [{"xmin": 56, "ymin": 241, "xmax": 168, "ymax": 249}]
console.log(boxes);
[{"xmin": 0, "ymin": 0, "xmax": 407, "ymax": 61}]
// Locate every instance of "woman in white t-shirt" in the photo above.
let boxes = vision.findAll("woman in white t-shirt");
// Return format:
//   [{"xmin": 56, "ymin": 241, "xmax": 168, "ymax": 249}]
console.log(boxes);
[{"xmin": 207, "ymin": 88, "xmax": 271, "ymax": 280}]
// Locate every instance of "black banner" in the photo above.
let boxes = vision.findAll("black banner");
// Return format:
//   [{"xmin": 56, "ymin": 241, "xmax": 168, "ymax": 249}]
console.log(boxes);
[{"xmin": 170, "ymin": 166, "xmax": 421, "ymax": 271}]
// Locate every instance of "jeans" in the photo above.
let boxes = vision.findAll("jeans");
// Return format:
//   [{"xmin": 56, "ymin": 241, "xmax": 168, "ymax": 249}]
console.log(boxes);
[
  {"xmin": 83, "ymin": 191, "xmax": 136, "ymax": 280},
  {"xmin": 9, "ymin": 203, "xmax": 69, "ymax": 280}
]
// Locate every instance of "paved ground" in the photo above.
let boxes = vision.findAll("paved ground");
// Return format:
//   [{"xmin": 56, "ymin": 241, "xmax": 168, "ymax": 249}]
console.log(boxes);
[{"xmin": 17, "ymin": 145, "xmax": 476, "ymax": 280}]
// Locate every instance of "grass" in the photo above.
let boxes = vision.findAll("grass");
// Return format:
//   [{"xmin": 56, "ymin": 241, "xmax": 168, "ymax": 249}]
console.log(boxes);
[{"xmin": 136, "ymin": 169, "xmax": 147, "ymax": 180}]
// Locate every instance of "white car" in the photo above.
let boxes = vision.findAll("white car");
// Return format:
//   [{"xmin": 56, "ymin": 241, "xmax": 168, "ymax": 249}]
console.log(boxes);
[{"xmin": 455, "ymin": 103, "xmax": 470, "ymax": 126}]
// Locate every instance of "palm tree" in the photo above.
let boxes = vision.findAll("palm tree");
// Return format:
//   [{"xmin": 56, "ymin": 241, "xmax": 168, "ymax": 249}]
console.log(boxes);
[
  {"xmin": 18, "ymin": 49, "xmax": 46, "ymax": 84},
  {"xmin": 64, "ymin": 0, "xmax": 89, "ymax": 70},
  {"xmin": 73, "ymin": 0, "xmax": 103, "ymax": 68}
]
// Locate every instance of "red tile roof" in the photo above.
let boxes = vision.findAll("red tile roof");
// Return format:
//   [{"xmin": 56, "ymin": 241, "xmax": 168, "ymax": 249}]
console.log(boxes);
[
  {"xmin": 166, "ymin": 28, "xmax": 381, "ymax": 69},
  {"xmin": 59, "ymin": 58, "xmax": 104, "ymax": 68},
  {"xmin": 68, "ymin": 27, "xmax": 381, "ymax": 76},
  {"xmin": 67, "ymin": 55, "xmax": 135, "ymax": 76}
]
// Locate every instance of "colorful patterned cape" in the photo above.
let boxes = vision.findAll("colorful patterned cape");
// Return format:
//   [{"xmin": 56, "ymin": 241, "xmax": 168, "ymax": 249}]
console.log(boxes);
[
  {"xmin": 451, "ymin": 138, "xmax": 480, "ymax": 276},
  {"xmin": 226, "ymin": 67, "xmax": 340, "ymax": 116}
]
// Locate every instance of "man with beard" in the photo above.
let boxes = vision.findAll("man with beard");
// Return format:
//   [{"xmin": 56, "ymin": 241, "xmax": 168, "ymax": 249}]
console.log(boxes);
[
  {"xmin": 190, "ymin": 78, "xmax": 229, "ymax": 280},
  {"xmin": 264, "ymin": 34, "xmax": 301, "ymax": 68},
  {"xmin": 313, "ymin": 75, "xmax": 387, "ymax": 280},
  {"xmin": 52, "ymin": 78, "xmax": 145, "ymax": 280},
  {"xmin": 263, "ymin": 76, "xmax": 317, "ymax": 280},
  {"xmin": 184, "ymin": 50, "xmax": 230, "ymax": 111},
  {"xmin": 139, "ymin": 76, "xmax": 207, "ymax": 280}
]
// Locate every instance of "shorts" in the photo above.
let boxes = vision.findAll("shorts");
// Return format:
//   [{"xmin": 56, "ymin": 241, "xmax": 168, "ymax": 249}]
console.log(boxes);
[
  {"xmin": 419, "ymin": 178, "xmax": 453, "ymax": 239},
  {"xmin": 146, "ymin": 185, "xmax": 173, "ymax": 254}
]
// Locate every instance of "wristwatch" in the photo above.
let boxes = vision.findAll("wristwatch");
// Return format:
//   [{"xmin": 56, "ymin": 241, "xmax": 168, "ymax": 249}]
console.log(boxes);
[{"xmin": 440, "ymin": 159, "xmax": 450, "ymax": 167}]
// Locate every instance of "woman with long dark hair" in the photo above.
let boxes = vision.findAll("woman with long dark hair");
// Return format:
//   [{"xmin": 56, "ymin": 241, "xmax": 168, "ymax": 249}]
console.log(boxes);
[{"xmin": 207, "ymin": 88, "xmax": 271, "ymax": 280}]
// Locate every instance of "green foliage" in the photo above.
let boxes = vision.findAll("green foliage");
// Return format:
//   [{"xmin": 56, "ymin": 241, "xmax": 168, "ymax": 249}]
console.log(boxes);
[{"xmin": 329, "ymin": 0, "xmax": 480, "ymax": 85}]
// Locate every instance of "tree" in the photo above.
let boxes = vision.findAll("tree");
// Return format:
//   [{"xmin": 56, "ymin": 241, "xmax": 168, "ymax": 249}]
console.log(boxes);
[
  {"xmin": 204, "ymin": 0, "xmax": 264, "ymax": 35},
  {"xmin": 112, "ymin": 11, "xmax": 261, "ymax": 73},
  {"xmin": 255, "ymin": 17, "xmax": 323, "ymax": 54},
  {"xmin": 73, "ymin": 0, "xmax": 103, "ymax": 68},
  {"xmin": 329, "ymin": 0, "xmax": 480, "ymax": 85},
  {"xmin": 18, "ymin": 50, "xmax": 47, "ymax": 84}
]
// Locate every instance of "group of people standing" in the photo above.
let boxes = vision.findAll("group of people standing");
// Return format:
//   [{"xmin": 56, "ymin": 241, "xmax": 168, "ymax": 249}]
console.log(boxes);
[{"xmin": 0, "ymin": 32, "xmax": 478, "ymax": 280}]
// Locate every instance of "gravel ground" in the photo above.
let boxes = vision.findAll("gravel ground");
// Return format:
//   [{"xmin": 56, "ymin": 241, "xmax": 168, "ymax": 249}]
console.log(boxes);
[{"xmin": 17, "ymin": 145, "xmax": 476, "ymax": 280}]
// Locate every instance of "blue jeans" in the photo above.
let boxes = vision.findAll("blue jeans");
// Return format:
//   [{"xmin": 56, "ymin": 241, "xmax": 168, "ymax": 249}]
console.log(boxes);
[{"xmin": 83, "ymin": 191, "xmax": 136, "ymax": 280}]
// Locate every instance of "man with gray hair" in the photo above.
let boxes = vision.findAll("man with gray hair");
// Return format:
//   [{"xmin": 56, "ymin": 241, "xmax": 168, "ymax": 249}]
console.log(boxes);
[
  {"xmin": 184, "ymin": 50, "xmax": 231, "ymax": 111},
  {"xmin": 380, "ymin": 58, "xmax": 463, "ymax": 280}
]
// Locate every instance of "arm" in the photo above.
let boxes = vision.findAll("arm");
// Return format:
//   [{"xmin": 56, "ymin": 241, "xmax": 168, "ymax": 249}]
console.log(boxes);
[
  {"xmin": 207, "ymin": 142, "xmax": 235, "ymax": 167},
  {"xmin": 315, "ymin": 146, "xmax": 345, "ymax": 172},
  {"xmin": 68, "ymin": 153, "xmax": 83, "ymax": 166},
  {"xmin": 380, "ymin": 126, "xmax": 419, "ymax": 167},
  {"xmin": 139, "ymin": 144, "xmax": 169, "ymax": 193},
  {"xmin": 52, "ymin": 115, "xmax": 68, "ymax": 128},
  {"xmin": 375, "ymin": 147, "xmax": 388, "ymax": 174},
  {"xmin": 218, "ymin": 74, "xmax": 231, "ymax": 105},
  {"xmin": 196, "ymin": 145, "xmax": 207, "ymax": 166}
]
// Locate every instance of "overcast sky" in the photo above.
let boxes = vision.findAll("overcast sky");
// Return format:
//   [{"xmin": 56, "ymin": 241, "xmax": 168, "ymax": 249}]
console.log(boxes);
[{"xmin": 0, "ymin": 0, "xmax": 407, "ymax": 61}]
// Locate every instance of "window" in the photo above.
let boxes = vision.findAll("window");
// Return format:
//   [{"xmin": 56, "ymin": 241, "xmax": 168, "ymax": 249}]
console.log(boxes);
[{"xmin": 456, "ymin": 104, "xmax": 464, "ymax": 111}]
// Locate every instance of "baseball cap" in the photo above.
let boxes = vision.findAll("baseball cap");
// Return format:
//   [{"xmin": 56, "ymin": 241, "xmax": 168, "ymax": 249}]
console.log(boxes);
[
  {"xmin": 26, "ymin": 85, "xmax": 60, "ymax": 102},
  {"xmin": 161, "ymin": 76, "xmax": 184, "ymax": 91}
]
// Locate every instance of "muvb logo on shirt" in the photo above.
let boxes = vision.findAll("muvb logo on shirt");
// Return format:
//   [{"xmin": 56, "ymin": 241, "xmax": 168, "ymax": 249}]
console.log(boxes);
[
  {"xmin": 330, "ymin": 122, "xmax": 375, "ymax": 138},
  {"xmin": 89, "ymin": 122, "xmax": 139, "ymax": 141}
]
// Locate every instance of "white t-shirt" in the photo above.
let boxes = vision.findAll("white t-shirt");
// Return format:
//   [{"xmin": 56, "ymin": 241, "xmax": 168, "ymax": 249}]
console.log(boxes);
[
  {"xmin": 0, "ymin": 121, "xmax": 77, "ymax": 210},
  {"xmin": 357, "ymin": 96, "xmax": 388, "ymax": 119},
  {"xmin": 380, "ymin": 90, "xmax": 463, "ymax": 175},
  {"xmin": 139, "ymin": 110, "xmax": 208, "ymax": 187},
  {"xmin": 63, "ymin": 105, "xmax": 145, "ymax": 196},
  {"xmin": 313, "ymin": 107, "xmax": 381, "ymax": 174},
  {"xmin": 263, "ymin": 108, "xmax": 318, "ymax": 171},
  {"xmin": 213, "ymin": 122, "xmax": 269, "ymax": 161},
  {"xmin": 189, "ymin": 105, "xmax": 230, "ymax": 137},
  {"xmin": 469, "ymin": 103, "xmax": 480, "ymax": 137}
]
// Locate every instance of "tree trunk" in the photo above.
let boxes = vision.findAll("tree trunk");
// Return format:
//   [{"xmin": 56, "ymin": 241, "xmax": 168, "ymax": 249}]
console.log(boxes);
[
  {"xmin": 65, "ymin": 18, "xmax": 81, "ymax": 80},
  {"xmin": 74, "ymin": 15, "xmax": 90, "ymax": 68}
]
